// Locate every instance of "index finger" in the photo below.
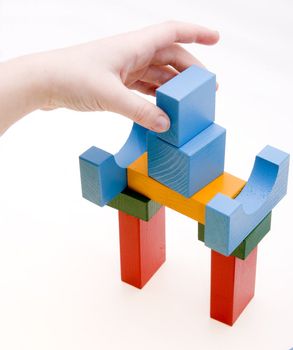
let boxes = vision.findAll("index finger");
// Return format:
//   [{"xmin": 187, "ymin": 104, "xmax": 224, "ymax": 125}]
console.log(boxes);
[{"xmin": 137, "ymin": 21, "xmax": 220, "ymax": 51}]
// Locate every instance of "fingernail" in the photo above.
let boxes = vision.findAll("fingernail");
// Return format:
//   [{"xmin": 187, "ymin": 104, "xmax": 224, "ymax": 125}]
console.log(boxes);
[{"xmin": 154, "ymin": 116, "xmax": 170, "ymax": 132}]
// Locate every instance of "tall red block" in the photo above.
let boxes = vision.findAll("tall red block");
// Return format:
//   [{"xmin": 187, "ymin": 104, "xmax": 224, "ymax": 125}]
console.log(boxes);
[
  {"xmin": 210, "ymin": 246, "xmax": 257, "ymax": 326},
  {"xmin": 118, "ymin": 207, "xmax": 166, "ymax": 289}
]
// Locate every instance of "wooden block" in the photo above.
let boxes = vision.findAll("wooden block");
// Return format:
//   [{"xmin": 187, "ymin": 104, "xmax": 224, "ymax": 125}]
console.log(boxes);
[
  {"xmin": 119, "ymin": 207, "xmax": 166, "ymax": 289},
  {"xmin": 198, "ymin": 212, "xmax": 271, "ymax": 260},
  {"xmin": 148, "ymin": 123, "xmax": 226, "ymax": 197},
  {"xmin": 79, "ymin": 123, "xmax": 147, "ymax": 206},
  {"xmin": 127, "ymin": 153, "xmax": 245, "ymax": 223},
  {"xmin": 205, "ymin": 146, "xmax": 289, "ymax": 255},
  {"xmin": 156, "ymin": 65, "xmax": 216, "ymax": 147},
  {"xmin": 108, "ymin": 187, "xmax": 161, "ymax": 221},
  {"xmin": 80, "ymin": 147, "xmax": 125, "ymax": 207},
  {"xmin": 232, "ymin": 212, "xmax": 271, "ymax": 259},
  {"xmin": 210, "ymin": 247, "xmax": 257, "ymax": 326}
]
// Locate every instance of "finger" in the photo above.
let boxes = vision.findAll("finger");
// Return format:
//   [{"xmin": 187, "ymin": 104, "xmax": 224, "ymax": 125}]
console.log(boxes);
[
  {"xmin": 129, "ymin": 81, "xmax": 158, "ymax": 96},
  {"xmin": 152, "ymin": 44, "xmax": 205, "ymax": 72},
  {"xmin": 138, "ymin": 21, "xmax": 219, "ymax": 52},
  {"xmin": 139, "ymin": 65, "xmax": 178, "ymax": 85},
  {"xmin": 106, "ymin": 79, "xmax": 170, "ymax": 132}
]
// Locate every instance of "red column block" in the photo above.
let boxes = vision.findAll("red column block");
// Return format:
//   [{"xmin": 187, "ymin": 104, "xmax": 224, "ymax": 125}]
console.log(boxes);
[
  {"xmin": 118, "ymin": 207, "xmax": 166, "ymax": 289},
  {"xmin": 210, "ymin": 246, "xmax": 257, "ymax": 326}
]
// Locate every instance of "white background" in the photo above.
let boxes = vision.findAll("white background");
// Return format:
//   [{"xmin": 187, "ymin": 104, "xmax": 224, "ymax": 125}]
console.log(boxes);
[{"xmin": 0, "ymin": 0, "xmax": 293, "ymax": 349}]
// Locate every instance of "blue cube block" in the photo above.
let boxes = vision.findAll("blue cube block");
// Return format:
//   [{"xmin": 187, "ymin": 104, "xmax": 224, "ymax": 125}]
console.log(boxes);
[
  {"xmin": 156, "ymin": 65, "xmax": 216, "ymax": 147},
  {"xmin": 148, "ymin": 123, "xmax": 226, "ymax": 197}
]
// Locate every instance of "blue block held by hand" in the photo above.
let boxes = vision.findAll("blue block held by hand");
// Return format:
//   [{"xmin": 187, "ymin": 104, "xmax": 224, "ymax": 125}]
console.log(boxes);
[{"xmin": 156, "ymin": 64, "xmax": 216, "ymax": 147}]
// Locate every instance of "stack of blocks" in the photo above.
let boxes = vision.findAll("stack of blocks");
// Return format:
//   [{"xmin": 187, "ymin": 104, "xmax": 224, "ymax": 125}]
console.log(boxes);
[{"xmin": 79, "ymin": 65, "xmax": 290, "ymax": 326}]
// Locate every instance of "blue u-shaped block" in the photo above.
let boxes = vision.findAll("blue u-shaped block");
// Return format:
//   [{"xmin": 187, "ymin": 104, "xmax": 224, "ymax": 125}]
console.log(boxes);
[
  {"xmin": 79, "ymin": 123, "xmax": 147, "ymax": 207},
  {"xmin": 205, "ymin": 145, "xmax": 290, "ymax": 256}
]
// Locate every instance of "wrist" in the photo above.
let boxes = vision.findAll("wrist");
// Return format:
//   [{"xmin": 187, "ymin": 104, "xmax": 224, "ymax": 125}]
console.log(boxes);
[{"xmin": 17, "ymin": 53, "xmax": 54, "ymax": 111}]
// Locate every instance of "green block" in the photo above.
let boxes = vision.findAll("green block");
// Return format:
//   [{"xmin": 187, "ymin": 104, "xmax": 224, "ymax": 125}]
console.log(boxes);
[
  {"xmin": 198, "ymin": 212, "xmax": 272, "ymax": 259},
  {"xmin": 108, "ymin": 187, "xmax": 162, "ymax": 221}
]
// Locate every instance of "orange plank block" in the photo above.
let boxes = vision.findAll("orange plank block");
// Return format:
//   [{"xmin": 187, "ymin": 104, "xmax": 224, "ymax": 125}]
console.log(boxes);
[
  {"xmin": 119, "ymin": 207, "xmax": 166, "ymax": 289},
  {"xmin": 127, "ymin": 153, "xmax": 245, "ymax": 224},
  {"xmin": 210, "ymin": 247, "xmax": 257, "ymax": 326}
]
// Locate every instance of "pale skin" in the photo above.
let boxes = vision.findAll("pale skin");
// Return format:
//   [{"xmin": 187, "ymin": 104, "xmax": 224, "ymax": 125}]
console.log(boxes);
[{"xmin": 0, "ymin": 21, "xmax": 219, "ymax": 136}]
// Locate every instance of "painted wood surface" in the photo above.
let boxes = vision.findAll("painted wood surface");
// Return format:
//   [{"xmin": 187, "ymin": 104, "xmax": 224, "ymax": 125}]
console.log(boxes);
[
  {"xmin": 205, "ymin": 145, "xmax": 289, "ymax": 255},
  {"xmin": 210, "ymin": 247, "xmax": 257, "ymax": 326},
  {"xmin": 118, "ymin": 207, "xmax": 166, "ymax": 289},
  {"xmin": 156, "ymin": 64, "xmax": 216, "ymax": 147},
  {"xmin": 148, "ymin": 123, "xmax": 226, "ymax": 197},
  {"xmin": 198, "ymin": 212, "xmax": 271, "ymax": 260},
  {"xmin": 108, "ymin": 187, "xmax": 161, "ymax": 221},
  {"xmin": 127, "ymin": 153, "xmax": 245, "ymax": 223},
  {"xmin": 79, "ymin": 123, "xmax": 147, "ymax": 206}
]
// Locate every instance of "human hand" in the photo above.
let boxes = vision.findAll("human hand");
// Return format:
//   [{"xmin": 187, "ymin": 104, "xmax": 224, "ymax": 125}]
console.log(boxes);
[{"xmin": 39, "ymin": 21, "xmax": 219, "ymax": 132}]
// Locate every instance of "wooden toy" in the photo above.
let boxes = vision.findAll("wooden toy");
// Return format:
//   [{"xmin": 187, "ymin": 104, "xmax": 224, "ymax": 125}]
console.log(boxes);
[
  {"xmin": 128, "ymin": 153, "xmax": 245, "ymax": 223},
  {"xmin": 205, "ymin": 146, "xmax": 289, "ymax": 255},
  {"xmin": 198, "ymin": 212, "xmax": 271, "ymax": 260},
  {"xmin": 79, "ymin": 123, "xmax": 147, "ymax": 206},
  {"xmin": 156, "ymin": 64, "xmax": 216, "ymax": 147},
  {"xmin": 108, "ymin": 187, "xmax": 161, "ymax": 221},
  {"xmin": 119, "ymin": 207, "xmax": 166, "ymax": 289},
  {"xmin": 148, "ymin": 123, "xmax": 226, "ymax": 197},
  {"xmin": 79, "ymin": 64, "xmax": 290, "ymax": 326},
  {"xmin": 210, "ymin": 247, "xmax": 257, "ymax": 326}
]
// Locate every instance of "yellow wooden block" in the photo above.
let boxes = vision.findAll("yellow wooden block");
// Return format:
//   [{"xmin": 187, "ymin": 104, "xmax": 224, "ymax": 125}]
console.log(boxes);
[{"xmin": 127, "ymin": 153, "xmax": 246, "ymax": 224}]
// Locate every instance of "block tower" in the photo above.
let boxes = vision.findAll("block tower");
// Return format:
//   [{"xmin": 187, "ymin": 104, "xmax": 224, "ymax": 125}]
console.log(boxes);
[{"xmin": 79, "ymin": 65, "xmax": 290, "ymax": 326}]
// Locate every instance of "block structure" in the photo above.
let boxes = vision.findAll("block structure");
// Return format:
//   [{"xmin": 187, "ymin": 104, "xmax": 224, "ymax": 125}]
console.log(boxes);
[
  {"xmin": 148, "ymin": 123, "xmax": 226, "ymax": 197},
  {"xmin": 198, "ymin": 212, "xmax": 271, "ymax": 260},
  {"xmin": 79, "ymin": 63, "xmax": 290, "ymax": 327},
  {"xmin": 156, "ymin": 64, "xmax": 216, "ymax": 147},
  {"xmin": 108, "ymin": 187, "xmax": 161, "ymax": 221},
  {"xmin": 210, "ymin": 247, "xmax": 258, "ymax": 326},
  {"xmin": 118, "ymin": 207, "xmax": 166, "ymax": 289}
]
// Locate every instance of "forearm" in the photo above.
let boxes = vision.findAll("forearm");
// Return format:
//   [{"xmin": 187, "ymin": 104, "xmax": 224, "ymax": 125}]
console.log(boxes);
[{"xmin": 0, "ymin": 55, "xmax": 48, "ymax": 135}]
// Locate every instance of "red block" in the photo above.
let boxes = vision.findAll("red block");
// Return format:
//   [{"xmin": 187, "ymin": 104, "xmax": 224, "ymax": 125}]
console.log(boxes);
[
  {"xmin": 210, "ymin": 246, "xmax": 257, "ymax": 326},
  {"xmin": 118, "ymin": 207, "xmax": 166, "ymax": 289}
]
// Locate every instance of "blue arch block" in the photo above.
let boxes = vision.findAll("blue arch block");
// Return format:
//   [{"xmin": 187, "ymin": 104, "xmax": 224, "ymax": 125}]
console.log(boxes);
[
  {"xmin": 156, "ymin": 65, "xmax": 216, "ymax": 147},
  {"xmin": 79, "ymin": 123, "xmax": 147, "ymax": 206},
  {"xmin": 205, "ymin": 145, "xmax": 290, "ymax": 256}
]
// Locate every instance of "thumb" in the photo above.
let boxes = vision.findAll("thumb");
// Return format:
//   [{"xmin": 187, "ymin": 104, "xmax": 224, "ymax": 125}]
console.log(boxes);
[{"xmin": 107, "ymin": 82, "xmax": 170, "ymax": 132}]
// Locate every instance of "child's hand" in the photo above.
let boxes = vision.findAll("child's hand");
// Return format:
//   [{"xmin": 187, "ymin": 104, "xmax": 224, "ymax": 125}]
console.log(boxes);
[
  {"xmin": 0, "ymin": 21, "xmax": 219, "ymax": 135},
  {"xmin": 40, "ymin": 21, "xmax": 219, "ymax": 132}
]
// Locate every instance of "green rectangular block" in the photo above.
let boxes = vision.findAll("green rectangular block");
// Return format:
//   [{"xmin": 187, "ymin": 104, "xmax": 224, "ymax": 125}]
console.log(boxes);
[
  {"xmin": 198, "ymin": 212, "xmax": 272, "ymax": 259},
  {"xmin": 108, "ymin": 187, "xmax": 162, "ymax": 221}
]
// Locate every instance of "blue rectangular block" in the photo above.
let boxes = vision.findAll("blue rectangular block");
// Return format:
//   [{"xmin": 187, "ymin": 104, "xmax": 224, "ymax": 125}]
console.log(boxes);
[
  {"xmin": 156, "ymin": 65, "xmax": 216, "ymax": 147},
  {"xmin": 148, "ymin": 123, "xmax": 226, "ymax": 197}
]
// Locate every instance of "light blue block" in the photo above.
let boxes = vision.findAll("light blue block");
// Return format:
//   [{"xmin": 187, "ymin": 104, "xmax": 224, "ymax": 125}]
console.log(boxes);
[
  {"xmin": 79, "ymin": 123, "xmax": 147, "ymax": 206},
  {"xmin": 156, "ymin": 64, "xmax": 216, "ymax": 147},
  {"xmin": 148, "ymin": 123, "xmax": 226, "ymax": 197},
  {"xmin": 205, "ymin": 145, "xmax": 290, "ymax": 256}
]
